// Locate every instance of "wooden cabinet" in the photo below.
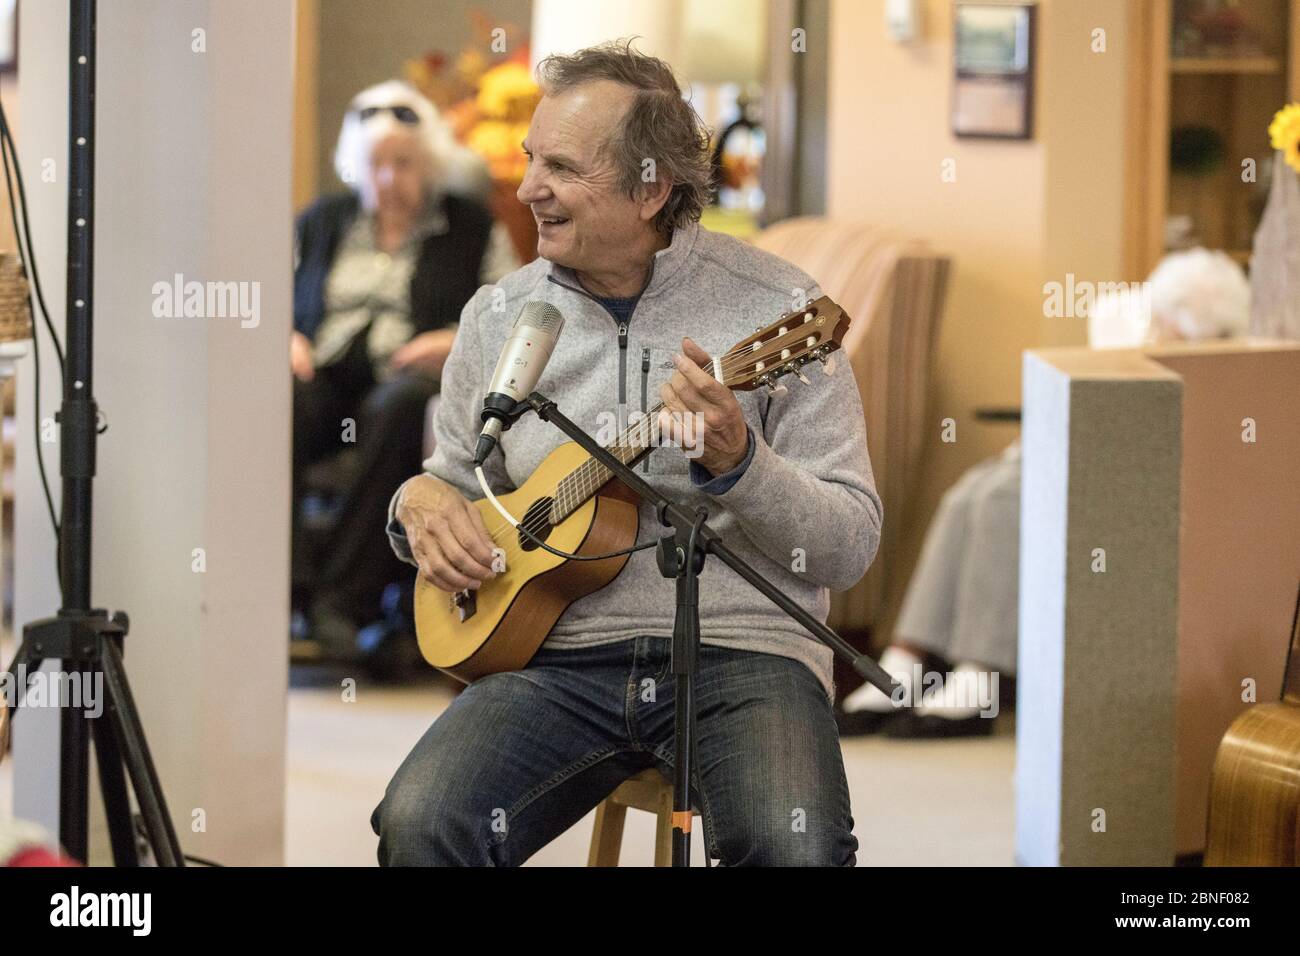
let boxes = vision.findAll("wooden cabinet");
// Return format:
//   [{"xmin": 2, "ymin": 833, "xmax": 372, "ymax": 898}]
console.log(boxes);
[{"xmin": 1125, "ymin": 0, "xmax": 1300, "ymax": 277}]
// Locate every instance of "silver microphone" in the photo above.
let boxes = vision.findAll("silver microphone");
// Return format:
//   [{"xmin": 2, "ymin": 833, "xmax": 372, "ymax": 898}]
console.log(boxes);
[{"xmin": 474, "ymin": 301, "xmax": 565, "ymax": 465}]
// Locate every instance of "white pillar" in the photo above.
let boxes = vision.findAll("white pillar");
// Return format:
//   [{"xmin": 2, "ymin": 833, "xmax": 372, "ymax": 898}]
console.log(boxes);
[
  {"xmin": 13, "ymin": 0, "xmax": 293, "ymax": 865},
  {"xmin": 531, "ymin": 0, "xmax": 685, "ymax": 67},
  {"xmin": 1016, "ymin": 349, "xmax": 1182, "ymax": 866}
]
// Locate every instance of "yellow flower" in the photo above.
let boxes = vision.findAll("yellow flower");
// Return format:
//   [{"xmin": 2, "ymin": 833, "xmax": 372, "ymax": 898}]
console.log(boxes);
[
  {"xmin": 477, "ymin": 62, "xmax": 540, "ymax": 121},
  {"xmin": 1268, "ymin": 103, "xmax": 1300, "ymax": 173},
  {"xmin": 466, "ymin": 120, "xmax": 530, "ymax": 182}
]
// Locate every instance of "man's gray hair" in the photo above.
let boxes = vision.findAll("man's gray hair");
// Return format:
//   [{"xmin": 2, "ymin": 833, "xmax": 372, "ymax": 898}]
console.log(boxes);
[{"xmin": 536, "ymin": 39, "xmax": 713, "ymax": 235}]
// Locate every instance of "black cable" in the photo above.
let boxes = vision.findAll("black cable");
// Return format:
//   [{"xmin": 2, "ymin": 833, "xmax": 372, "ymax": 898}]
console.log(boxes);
[
  {"xmin": 513, "ymin": 515, "xmax": 658, "ymax": 562},
  {"xmin": 0, "ymin": 99, "xmax": 63, "ymax": 588}
]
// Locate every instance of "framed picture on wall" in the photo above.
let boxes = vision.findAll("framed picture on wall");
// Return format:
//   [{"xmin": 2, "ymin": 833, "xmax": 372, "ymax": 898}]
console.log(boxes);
[{"xmin": 952, "ymin": 2, "xmax": 1036, "ymax": 140}]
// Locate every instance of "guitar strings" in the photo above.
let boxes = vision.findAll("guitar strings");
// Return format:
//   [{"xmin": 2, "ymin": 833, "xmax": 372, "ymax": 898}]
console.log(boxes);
[
  {"xmin": 478, "ymin": 384, "xmax": 706, "ymax": 569},
  {"xmin": 477, "ymin": 397, "xmax": 666, "ymax": 569}
]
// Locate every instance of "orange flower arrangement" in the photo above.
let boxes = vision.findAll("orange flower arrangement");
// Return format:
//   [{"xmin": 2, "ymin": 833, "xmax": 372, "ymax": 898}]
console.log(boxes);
[{"xmin": 404, "ymin": 10, "xmax": 539, "ymax": 185}]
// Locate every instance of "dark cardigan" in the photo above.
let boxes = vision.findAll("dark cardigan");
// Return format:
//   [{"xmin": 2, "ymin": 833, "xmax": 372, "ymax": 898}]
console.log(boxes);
[{"xmin": 292, "ymin": 191, "xmax": 494, "ymax": 342}]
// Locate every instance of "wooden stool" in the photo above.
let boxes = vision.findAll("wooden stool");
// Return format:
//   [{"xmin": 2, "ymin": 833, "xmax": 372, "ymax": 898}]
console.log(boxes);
[{"xmin": 587, "ymin": 768, "xmax": 701, "ymax": 867}]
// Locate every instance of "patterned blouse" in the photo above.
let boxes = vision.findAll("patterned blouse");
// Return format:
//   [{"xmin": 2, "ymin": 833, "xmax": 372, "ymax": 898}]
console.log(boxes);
[{"xmin": 313, "ymin": 195, "xmax": 517, "ymax": 383}]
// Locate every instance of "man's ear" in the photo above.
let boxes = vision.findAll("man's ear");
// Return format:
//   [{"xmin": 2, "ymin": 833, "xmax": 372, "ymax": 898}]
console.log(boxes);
[{"xmin": 637, "ymin": 173, "xmax": 673, "ymax": 224}]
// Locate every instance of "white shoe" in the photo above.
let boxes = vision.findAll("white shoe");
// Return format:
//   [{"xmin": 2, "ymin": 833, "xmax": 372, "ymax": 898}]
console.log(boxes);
[
  {"xmin": 914, "ymin": 663, "xmax": 991, "ymax": 720},
  {"xmin": 841, "ymin": 646, "xmax": 920, "ymax": 714}
]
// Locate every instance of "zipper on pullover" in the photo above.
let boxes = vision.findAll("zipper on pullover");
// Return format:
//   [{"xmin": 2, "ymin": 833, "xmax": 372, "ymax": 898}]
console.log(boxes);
[
  {"xmin": 543, "ymin": 273, "xmax": 642, "ymax": 440},
  {"xmin": 617, "ymin": 320, "xmax": 629, "ymax": 411},
  {"xmin": 641, "ymin": 347, "xmax": 651, "ymax": 471}
]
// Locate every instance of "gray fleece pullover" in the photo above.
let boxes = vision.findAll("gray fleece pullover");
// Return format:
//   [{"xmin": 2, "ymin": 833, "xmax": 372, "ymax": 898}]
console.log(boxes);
[{"xmin": 386, "ymin": 220, "xmax": 883, "ymax": 699}]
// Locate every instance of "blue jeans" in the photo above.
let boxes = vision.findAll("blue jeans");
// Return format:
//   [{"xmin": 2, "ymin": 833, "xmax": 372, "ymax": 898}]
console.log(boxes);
[{"xmin": 371, "ymin": 636, "xmax": 858, "ymax": 866}]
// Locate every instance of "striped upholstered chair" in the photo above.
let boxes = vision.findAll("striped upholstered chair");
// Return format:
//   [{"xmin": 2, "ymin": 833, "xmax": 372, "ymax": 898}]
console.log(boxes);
[{"xmin": 751, "ymin": 218, "xmax": 951, "ymax": 637}]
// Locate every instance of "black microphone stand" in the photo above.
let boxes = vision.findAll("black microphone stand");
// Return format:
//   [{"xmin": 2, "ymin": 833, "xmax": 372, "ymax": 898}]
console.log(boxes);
[{"xmin": 518, "ymin": 391, "xmax": 897, "ymax": 867}]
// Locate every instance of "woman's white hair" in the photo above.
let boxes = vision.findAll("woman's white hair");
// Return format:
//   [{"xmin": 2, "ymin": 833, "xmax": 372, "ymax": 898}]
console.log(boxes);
[{"xmin": 333, "ymin": 80, "xmax": 487, "ymax": 202}]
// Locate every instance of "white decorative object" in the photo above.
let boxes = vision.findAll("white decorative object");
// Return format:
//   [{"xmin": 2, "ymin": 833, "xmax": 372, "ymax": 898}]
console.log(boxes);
[
  {"xmin": 1249, "ymin": 150, "xmax": 1300, "ymax": 340},
  {"xmin": 885, "ymin": 0, "xmax": 921, "ymax": 43},
  {"xmin": 1147, "ymin": 247, "xmax": 1251, "ymax": 342},
  {"xmin": 1088, "ymin": 247, "xmax": 1250, "ymax": 348}
]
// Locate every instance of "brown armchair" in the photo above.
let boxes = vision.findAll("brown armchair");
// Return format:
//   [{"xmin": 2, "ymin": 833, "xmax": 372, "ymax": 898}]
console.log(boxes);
[{"xmin": 751, "ymin": 218, "xmax": 951, "ymax": 634}]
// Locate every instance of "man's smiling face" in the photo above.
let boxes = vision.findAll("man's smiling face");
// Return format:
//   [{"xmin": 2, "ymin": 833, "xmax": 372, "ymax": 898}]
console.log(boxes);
[{"xmin": 517, "ymin": 80, "xmax": 659, "ymax": 277}]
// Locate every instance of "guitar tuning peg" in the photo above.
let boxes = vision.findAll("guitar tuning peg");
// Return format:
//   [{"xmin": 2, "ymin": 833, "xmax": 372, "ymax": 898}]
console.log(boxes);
[
  {"xmin": 820, "ymin": 353, "xmax": 838, "ymax": 376},
  {"xmin": 795, "ymin": 369, "xmax": 811, "ymax": 386},
  {"xmin": 767, "ymin": 380, "xmax": 789, "ymax": 396}
]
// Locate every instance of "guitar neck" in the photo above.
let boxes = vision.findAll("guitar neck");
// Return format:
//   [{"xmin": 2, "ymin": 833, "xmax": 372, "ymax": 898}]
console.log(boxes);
[{"xmin": 549, "ymin": 400, "xmax": 667, "ymax": 524}]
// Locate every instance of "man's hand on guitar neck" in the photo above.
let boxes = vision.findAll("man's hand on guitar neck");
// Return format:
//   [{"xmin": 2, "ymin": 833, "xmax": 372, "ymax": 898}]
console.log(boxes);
[
  {"xmin": 396, "ymin": 474, "xmax": 498, "ymax": 592},
  {"xmin": 657, "ymin": 336, "xmax": 750, "ymax": 476}
]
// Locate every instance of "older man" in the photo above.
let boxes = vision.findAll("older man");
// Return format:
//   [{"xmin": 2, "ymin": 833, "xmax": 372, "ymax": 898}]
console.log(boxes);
[{"xmin": 372, "ymin": 41, "xmax": 882, "ymax": 866}]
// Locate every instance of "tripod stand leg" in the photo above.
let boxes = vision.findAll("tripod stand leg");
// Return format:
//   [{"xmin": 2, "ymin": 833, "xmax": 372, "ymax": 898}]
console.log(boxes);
[
  {"xmin": 60, "ymin": 668, "xmax": 92, "ymax": 862},
  {"xmin": 90, "ymin": 708, "xmax": 141, "ymax": 866},
  {"xmin": 100, "ymin": 638, "xmax": 185, "ymax": 866},
  {"xmin": 6, "ymin": 641, "xmax": 96, "ymax": 859},
  {"xmin": 1, "ymin": 644, "xmax": 43, "ymax": 754}
]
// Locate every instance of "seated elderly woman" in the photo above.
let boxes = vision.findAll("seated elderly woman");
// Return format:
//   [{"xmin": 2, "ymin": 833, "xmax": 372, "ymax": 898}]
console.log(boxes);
[{"xmin": 292, "ymin": 80, "xmax": 518, "ymax": 652}]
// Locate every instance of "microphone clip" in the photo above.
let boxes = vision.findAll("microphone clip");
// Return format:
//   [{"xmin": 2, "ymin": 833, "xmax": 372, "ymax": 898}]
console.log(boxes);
[{"xmin": 473, "ymin": 395, "xmax": 535, "ymax": 466}]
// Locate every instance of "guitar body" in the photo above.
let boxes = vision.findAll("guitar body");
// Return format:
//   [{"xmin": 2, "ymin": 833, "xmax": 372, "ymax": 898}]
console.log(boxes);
[
  {"xmin": 413, "ymin": 441, "xmax": 640, "ymax": 683},
  {"xmin": 1205, "ymin": 585, "xmax": 1300, "ymax": 866},
  {"xmin": 1204, "ymin": 702, "xmax": 1300, "ymax": 866}
]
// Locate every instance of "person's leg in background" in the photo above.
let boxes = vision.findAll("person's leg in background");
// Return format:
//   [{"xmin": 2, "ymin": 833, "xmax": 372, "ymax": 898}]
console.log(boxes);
[
  {"xmin": 312, "ymin": 370, "xmax": 440, "ymax": 637},
  {"xmin": 291, "ymin": 371, "xmax": 358, "ymax": 623},
  {"xmin": 889, "ymin": 444, "xmax": 1020, "ymax": 737},
  {"xmin": 840, "ymin": 444, "xmax": 1021, "ymax": 739},
  {"xmin": 837, "ymin": 455, "xmax": 995, "ymax": 735}
]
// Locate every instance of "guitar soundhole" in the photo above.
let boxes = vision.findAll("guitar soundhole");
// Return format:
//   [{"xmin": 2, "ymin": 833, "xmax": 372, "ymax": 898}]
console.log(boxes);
[{"xmin": 517, "ymin": 497, "xmax": 555, "ymax": 552}]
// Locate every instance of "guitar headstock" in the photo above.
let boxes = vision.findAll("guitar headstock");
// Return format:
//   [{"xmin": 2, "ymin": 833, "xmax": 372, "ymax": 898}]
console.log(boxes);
[{"xmin": 719, "ymin": 295, "xmax": 850, "ymax": 392}]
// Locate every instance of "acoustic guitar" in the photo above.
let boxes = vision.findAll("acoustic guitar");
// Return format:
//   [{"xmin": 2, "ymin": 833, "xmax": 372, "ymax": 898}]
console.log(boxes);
[
  {"xmin": 413, "ymin": 296, "xmax": 851, "ymax": 683},
  {"xmin": 1204, "ymin": 581, "xmax": 1300, "ymax": 865}
]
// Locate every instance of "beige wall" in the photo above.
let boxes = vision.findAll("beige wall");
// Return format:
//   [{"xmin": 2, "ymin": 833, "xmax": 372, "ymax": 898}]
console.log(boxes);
[{"xmin": 826, "ymin": 0, "xmax": 1131, "ymax": 645}]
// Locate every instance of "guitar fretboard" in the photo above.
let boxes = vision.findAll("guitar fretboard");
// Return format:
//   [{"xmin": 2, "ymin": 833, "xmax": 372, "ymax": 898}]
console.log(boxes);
[
  {"xmin": 548, "ymin": 349, "xmax": 736, "ymax": 523},
  {"xmin": 549, "ymin": 401, "xmax": 667, "ymax": 523}
]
